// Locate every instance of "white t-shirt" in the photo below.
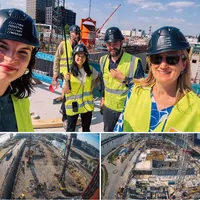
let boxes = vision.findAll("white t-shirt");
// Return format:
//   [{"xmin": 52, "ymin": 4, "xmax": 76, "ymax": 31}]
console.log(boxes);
[{"xmin": 62, "ymin": 67, "xmax": 98, "ymax": 88}]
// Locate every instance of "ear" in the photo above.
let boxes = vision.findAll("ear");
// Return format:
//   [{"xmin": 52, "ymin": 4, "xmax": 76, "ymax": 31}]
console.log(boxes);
[{"xmin": 182, "ymin": 59, "xmax": 187, "ymax": 71}]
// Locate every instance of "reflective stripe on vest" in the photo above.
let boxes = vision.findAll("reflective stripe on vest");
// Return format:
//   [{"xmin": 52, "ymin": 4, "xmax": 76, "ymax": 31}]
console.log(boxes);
[
  {"xmin": 60, "ymin": 40, "xmax": 73, "ymax": 75},
  {"xmin": 100, "ymin": 55, "xmax": 108, "ymax": 73},
  {"xmin": 65, "ymin": 100, "xmax": 94, "ymax": 109},
  {"xmin": 66, "ymin": 92, "xmax": 91, "ymax": 100},
  {"xmin": 65, "ymin": 66, "xmax": 94, "ymax": 116},
  {"xmin": 123, "ymin": 86, "xmax": 200, "ymax": 132},
  {"xmin": 105, "ymin": 87, "xmax": 128, "ymax": 95},
  {"xmin": 12, "ymin": 95, "xmax": 34, "ymax": 132},
  {"xmin": 101, "ymin": 52, "xmax": 139, "ymax": 112}
]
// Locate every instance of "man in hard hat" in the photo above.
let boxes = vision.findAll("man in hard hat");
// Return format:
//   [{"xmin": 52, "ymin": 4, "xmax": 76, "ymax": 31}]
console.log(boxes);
[
  {"xmin": 52, "ymin": 25, "xmax": 81, "ymax": 129},
  {"xmin": 99, "ymin": 27, "xmax": 144, "ymax": 132}
]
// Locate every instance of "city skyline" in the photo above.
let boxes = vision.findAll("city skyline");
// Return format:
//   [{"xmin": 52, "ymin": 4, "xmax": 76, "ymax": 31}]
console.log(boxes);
[{"xmin": 1, "ymin": 0, "xmax": 200, "ymax": 36}]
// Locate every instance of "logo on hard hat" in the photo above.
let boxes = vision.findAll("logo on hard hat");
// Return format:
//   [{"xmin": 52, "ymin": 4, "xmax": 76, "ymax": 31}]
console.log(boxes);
[
  {"xmin": 159, "ymin": 36, "xmax": 172, "ymax": 48},
  {"xmin": 6, "ymin": 21, "xmax": 24, "ymax": 37}
]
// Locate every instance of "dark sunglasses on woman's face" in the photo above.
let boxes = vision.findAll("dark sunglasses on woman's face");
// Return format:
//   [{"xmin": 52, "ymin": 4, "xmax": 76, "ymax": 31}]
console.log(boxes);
[{"xmin": 150, "ymin": 54, "xmax": 186, "ymax": 65}]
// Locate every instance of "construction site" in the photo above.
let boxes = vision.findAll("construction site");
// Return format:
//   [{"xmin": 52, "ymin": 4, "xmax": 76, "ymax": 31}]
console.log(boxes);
[
  {"xmin": 101, "ymin": 134, "xmax": 200, "ymax": 199},
  {"xmin": 0, "ymin": 133, "xmax": 99, "ymax": 199}
]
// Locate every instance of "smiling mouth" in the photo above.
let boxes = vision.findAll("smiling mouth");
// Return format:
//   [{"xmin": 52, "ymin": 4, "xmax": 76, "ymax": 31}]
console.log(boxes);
[
  {"xmin": 0, "ymin": 65, "xmax": 18, "ymax": 72},
  {"xmin": 158, "ymin": 71, "xmax": 171, "ymax": 75}
]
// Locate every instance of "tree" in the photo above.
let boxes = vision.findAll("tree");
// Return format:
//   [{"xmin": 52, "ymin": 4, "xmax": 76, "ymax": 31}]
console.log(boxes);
[{"xmin": 65, "ymin": 24, "xmax": 70, "ymax": 35}]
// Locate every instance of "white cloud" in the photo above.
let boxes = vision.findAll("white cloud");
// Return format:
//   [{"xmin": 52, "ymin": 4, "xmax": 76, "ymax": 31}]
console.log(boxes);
[
  {"xmin": 137, "ymin": 17, "xmax": 151, "ymax": 22},
  {"xmin": 65, "ymin": 2, "xmax": 75, "ymax": 10},
  {"xmin": 138, "ymin": 16, "xmax": 185, "ymax": 23},
  {"xmin": 127, "ymin": 0, "xmax": 145, "ymax": 5},
  {"xmin": 82, "ymin": 8, "xmax": 89, "ymax": 13},
  {"xmin": 127, "ymin": 0, "xmax": 166, "ymax": 11},
  {"xmin": 175, "ymin": 8, "xmax": 183, "ymax": 13},
  {"xmin": 2, "ymin": 0, "xmax": 26, "ymax": 11},
  {"xmin": 154, "ymin": 16, "xmax": 185, "ymax": 23},
  {"xmin": 127, "ymin": 0, "xmax": 195, "ymax": 11},
  {"xmin": 167, "ymin": 1, "xmax": 195, "ymax": 8},
  {"xmin": 105, "ymin": 3, "xmax": 119, "ymax": 9}
]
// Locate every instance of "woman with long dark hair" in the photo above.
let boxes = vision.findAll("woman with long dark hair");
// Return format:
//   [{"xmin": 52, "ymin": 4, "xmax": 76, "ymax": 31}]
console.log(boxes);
[
  {"xmin": 63, "ymin": 44, "xmax": 99, "ymax": 132},
  {"xmin": 0, "ymin": 8, "xmax": 39, "ymax": 131}
]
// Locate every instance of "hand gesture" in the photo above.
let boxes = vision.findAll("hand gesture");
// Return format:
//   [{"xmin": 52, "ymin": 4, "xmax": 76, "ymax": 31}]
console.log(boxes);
[
  {"xmin": 65, "ymin": 73, "xmax": 71, "ymax": 81},
  {"xmin": 110, "ymin": 69, "xmax": 125, "ymax": 82}
]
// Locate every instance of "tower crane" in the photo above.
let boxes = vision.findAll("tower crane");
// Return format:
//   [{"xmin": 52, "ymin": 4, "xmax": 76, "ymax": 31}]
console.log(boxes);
[
  {"xmin": 59, "ymin": 134, "xmax": 72, "ymax": 189},
  {"xmin": 96, "ymin": 4, "xmax": 121, "ymax": 37},
  {"xmin": 174, "ymin": 134, "xmax": 190, "ymax": 195}
]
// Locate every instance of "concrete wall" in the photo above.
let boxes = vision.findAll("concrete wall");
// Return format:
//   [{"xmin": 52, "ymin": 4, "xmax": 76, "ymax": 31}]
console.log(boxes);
[
  {"xmin": 152, "ymin": 160, "xmax": 178, "ymax": 168},
  {"xmin": 152, "ymin": 168, "xmax": 195, "ymax": 176},
  {"xmin": 132, "ymin": 169, "xmax": 152, "ymax": 175},
  {"xmin": 0, "ymin": 142, "xmax": 25, "ymax": 199}
]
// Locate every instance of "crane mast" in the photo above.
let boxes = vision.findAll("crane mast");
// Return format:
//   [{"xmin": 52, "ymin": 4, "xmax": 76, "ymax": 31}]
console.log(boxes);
[{"xmin": 96, "ymin": 4, "xmax": 121, "ymax": 35}]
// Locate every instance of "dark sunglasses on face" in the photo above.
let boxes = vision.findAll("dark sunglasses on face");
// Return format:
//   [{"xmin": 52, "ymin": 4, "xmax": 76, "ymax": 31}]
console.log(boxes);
[{"xmin": 150, "ymin": 54, "xmax": 186, "ymax": 65}]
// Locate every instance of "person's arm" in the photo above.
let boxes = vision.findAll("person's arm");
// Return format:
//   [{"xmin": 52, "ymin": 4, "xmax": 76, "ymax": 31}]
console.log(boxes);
[
  {"xmin": 120, "ymin": 59, "xmax": 144, "ymax": 88},
  {"xmin": 63, "ymin": 73, "xmax": 71, "ymax": 94},
  {"xmin": 52, "ymin": 42, "xmax": 64, "ymax": 81}
]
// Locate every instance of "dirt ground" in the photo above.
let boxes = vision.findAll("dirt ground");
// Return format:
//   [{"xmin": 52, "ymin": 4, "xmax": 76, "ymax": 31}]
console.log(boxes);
[{"xmin": 12, "ymin": 139, "xmax": 92, "ymax": 199}]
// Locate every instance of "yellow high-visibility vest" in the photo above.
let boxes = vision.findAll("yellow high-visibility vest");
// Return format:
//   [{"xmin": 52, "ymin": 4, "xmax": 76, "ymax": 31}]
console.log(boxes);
[
  {"xmin": 123, "ymin": 86, "xmax": 200, "ymax": 132},
  {"xmin": 65, "ymin": 66, "xmax": 94, "ymax": 116},
  {"xmin": 100, "ymin": 52, "xmax": 140, "ymax": 112},
  {"xmin": 12, "ymin": 95, "xmax": 34, "ymax": 132},
  {"xmin": 60, "ymin": 40, "xmax": 73, "ymax": 75}
]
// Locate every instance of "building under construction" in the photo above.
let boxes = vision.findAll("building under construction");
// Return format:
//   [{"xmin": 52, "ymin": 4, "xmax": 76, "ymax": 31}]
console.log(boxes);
[
  {"xmin": 102, "ymin": 134, "xmax": 200, "ymax": 199},
  {"xmin": 0, "ymin": 133, "xmax": 99, "ymax": 199},
  {"xmin": 26, "ymin": 0, "xmax": 76, "ymax": 34}
]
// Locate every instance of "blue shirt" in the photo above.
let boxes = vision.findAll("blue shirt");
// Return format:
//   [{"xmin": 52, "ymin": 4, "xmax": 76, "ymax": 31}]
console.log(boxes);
[{"xmin": 114, "ymin": 86, "xmax": 173, "ymax": 132}]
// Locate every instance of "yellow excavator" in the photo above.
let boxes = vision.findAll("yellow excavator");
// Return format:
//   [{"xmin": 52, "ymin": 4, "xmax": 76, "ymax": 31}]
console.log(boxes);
[{"xmin": 19, "ymin": 193, "xmax": 26, "ymax": 199}]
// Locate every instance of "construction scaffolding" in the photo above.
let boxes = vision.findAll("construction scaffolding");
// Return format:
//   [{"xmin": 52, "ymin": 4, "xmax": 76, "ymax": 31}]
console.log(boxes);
[
  {"xmin": 175, "ymin": 134, "xmax": 190, "ymax": 191},
  {"xmin": 52, "ymin": 0, "xmax": 65, "ymax": 35}
]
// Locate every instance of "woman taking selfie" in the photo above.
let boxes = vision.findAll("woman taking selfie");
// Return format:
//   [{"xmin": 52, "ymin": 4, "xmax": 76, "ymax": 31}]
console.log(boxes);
[
  {"xmin": 115, "ymin": 26, "xmax": 200, "ymax": 132},
  {"xmin": 0, "ymin": 8, "xmax": 39, "ymax": 132},
  {"xmin": 64, "ymin": 44, "xmax": 99, "ymax": 132}
]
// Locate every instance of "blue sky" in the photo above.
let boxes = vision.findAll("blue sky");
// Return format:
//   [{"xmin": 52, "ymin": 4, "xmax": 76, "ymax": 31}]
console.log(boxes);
[
  {"xmin": 1, "ymin": 0, "xmax": 200, "ymax": 36},
  {"xmin": 77, "ymin": 133, "xmax": 100, "ymax": 150}
]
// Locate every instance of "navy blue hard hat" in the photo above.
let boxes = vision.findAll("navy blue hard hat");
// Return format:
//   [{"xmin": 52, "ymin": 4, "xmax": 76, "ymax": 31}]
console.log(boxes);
[
  {"xmin": 104, "ymin": 27, "xmax": 124, "ymax": 43},
  {"xmin": 0, "ymin": 8, "xmax": 39, "ymax": 48},
  {"xmin": 73, "ymin": 44, "xmax": 88, "ymax": 56},
  {"xmin": 69, "ymin": 25, "xmax": 81, "ymax": 33},
  {"xmin": 147, "ymin": 26, "xmax": 190, "ymax": 55}
]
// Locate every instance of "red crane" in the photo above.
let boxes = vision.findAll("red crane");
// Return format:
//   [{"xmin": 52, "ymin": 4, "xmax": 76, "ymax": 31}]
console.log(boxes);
[{"xmin": 96, "ymin": 4, "xmax": 121, "ymax": 36}]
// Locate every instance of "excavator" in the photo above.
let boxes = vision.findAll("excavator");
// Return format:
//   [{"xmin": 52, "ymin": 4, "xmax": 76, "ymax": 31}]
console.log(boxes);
[{"xmin": 19, "ymin": 193, "xmax": 26, "ymax": 199}]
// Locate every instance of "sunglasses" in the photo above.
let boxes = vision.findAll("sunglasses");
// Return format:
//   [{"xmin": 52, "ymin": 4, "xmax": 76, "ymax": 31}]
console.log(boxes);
[{"xmin": 150, "ymin": 54, "xmax": 185, "ymax": 65}]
